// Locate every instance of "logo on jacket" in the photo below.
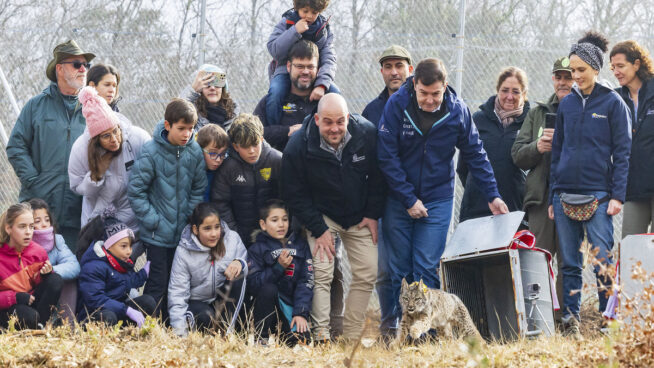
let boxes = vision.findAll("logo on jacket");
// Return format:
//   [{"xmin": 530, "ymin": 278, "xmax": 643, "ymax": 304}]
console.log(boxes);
[
  {"xmin": 285, "ymin": 263, "xmax": 295, "ymax": 277},
  {"xmin": 259, "ymin": 167, "xmax": 271, "ymax": 181},
  {"xmin": 379, "ymin": 124, "xmax": 389, "ymax": 133},
  {"xmin": 282, "ymin": 103, "xmax": 298, "ymax": 113},
  {"xmin": 352, "ymin": 154, "xmax": 365, "ymax": 163},
  {"xmin": 647, "ymin": 109, "xmax": 654, "ymax": 116},
  {"xmin": 271, "ymin": 248, "xmax": 298, "ymax": 258},
  {"xmin": 235, "ymin": 174, "xmax": 246, "ymax": 183},
  {"xmin": 592, "ymin": 113, "xmax": 608, "ymax": 119}
]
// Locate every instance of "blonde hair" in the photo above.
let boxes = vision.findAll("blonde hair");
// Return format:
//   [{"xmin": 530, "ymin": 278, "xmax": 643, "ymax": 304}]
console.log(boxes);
[
  {"xmin": 0, "ymin": 203, "xmax": 33, "ymax": 244},
  {"xmin": 228, "ymin": 113, "xmax": 264, "ymax": 147}
]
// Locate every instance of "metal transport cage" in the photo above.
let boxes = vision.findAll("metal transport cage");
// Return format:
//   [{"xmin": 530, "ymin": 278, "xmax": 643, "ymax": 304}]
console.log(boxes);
[{"xmin": 441, "ymin": 212, "xmax": 555, "ymax": 340}]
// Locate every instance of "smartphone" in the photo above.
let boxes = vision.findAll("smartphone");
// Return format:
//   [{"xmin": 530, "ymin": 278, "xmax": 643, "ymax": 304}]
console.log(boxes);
[
  {"xmin": 545, "ymin": 113, "xmax": 556, "ymax": 129},
  {"xmin": 208, "ymin": 72, "xmax": 227, "ymax": 88}
]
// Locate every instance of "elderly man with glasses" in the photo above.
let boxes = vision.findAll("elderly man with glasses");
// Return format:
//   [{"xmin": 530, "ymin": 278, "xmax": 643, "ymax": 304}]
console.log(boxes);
[{"xmin": 6, "ymin": 39, "xmax": 95, "ymax": 250}]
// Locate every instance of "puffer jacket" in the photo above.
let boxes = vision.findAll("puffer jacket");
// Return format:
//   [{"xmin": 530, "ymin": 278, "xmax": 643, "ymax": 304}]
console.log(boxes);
[
  {"xmin": 0, "ymin": 242, "xmax": 48, "ymax": 310},
  {"xmin": 179, "ymin": 86, "xmax": 240, "ymax": 132},
  {"xmin": 77, "ymin": 241, "xmax": 148, "ymax": 321},
  {"xmin": 457, "ymin": 96, "xmax": 529, "ymax": 221},
  {"xmin": 6, "ymin": 82, "xmax": 84, "ymax": 230},
  {"xmin": 550, "ymin": 83, "xmax": 632, "ymax": 203},
  {"xmin": 68, "ymin": 114, "xmax": 150, "ymax": 231},
  {"xmin": 511, "ymin": 93, "xmax": 559, "ymax": 210},
  {"xmin": 212, "ymin": 141, "xmax": 282, "ymax": 245},
  {"xmin": 47, "ymin": 234, "xmax": 80, "ymax": 281},
  {"xmin": 267, "ymin": 9, "xmax": 336, "ymax": 90},
  {"xmin": 616, "ymin": 79, "xmax": 654, "ymax": 202},
  {"xmin": 167, "ymin": 223, "xmax": 247, "ymax": 336},
  {"xmin": 247, "ymin": 231, "xmax": 313, "ymax": 319},
  {"xmin": 127, "ymin": 120, "xmax": 207, "ymax": 248}
]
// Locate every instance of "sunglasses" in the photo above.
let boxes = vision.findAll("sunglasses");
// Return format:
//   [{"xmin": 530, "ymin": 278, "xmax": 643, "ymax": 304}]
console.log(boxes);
[
  {"xmin": 60, "ymin": 61, "xmax": 91, "ymax": 70},
  {"xmin": 203, "ymin": 149, "xmax": 228, "ymax": 161}
]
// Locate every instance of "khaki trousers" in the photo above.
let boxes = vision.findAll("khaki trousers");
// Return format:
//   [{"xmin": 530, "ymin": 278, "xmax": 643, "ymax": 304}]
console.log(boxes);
[{"xmin": 308, "ymin": 215, "xmax": 377, "ymax": 340}]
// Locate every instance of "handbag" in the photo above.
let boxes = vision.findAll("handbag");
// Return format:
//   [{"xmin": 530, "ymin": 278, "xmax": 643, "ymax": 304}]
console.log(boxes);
[{"xmin": 559, "ymin": 193, "xmax": 609, "ymax": 221}]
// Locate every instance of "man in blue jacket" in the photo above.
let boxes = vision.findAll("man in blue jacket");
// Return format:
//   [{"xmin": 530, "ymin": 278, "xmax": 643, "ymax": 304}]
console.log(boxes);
[{"xmin": 377, "ymin": 58, "xmax": 508, "ymax": 333}]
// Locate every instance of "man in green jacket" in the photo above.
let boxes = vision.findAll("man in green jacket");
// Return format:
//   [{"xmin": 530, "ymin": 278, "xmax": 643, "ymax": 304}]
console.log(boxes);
[
  {"xmin": 6, "ymin": 40, "xmax": 95, "ymax": 250},
  {"xmin": 511, "ymin": 57, "xmax": 573, "ymax": 320}
]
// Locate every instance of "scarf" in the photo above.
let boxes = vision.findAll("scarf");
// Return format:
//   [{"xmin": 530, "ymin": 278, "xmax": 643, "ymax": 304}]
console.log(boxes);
[
  {"xmin": 102, "ymin": 246, "xmax": 134, "ymax": 273},
  {"xmin": 32, "ymin": 227, "xmax": 55, "ymax": 253},
  {"xmin": 207, "ymin": 105, "xmax": 228, "ymax": 126},
  {"xmin": 284, "ymin": 9, "xmax": 328, "ymax": 43},
  {"xmin": 494, "ymin": 96, "xmax": 524, "ymax": 128}
]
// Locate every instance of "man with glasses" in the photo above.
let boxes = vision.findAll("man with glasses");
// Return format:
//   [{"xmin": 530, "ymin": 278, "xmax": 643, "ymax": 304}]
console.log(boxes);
[
  {"xmin": 254, "ymin": 40, "xmax": 323, "ymax": 152},
  {"xmin": 7, "ymin": 40, "xmax": 95, "ymax": 250}
]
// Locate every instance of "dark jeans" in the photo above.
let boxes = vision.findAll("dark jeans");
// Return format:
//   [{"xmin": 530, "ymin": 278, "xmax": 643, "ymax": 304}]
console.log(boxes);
[
  {"xmin": 143, "ymin": 243, "xmax": 176, "ymax": 319},
  {"xmin": 252, "ymin": 283, "xmax": 311, "ymax": 345},
  {"xmin": 89, "ymin": 294, "xmax": 156, "ymax": 326},
  {"xmin": 0, "ymin": 273, "xmax": 63, "ymax": 329},
  {"xmin": 187, "ymin": 279, "xmax": 245, "ymax": 333}
]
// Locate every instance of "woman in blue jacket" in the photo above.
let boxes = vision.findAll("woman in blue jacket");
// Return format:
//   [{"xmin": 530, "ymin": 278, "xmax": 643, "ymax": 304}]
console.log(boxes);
[{"xmin": 548, "ymin": 31, "xmax": 632, "ymax": 336}]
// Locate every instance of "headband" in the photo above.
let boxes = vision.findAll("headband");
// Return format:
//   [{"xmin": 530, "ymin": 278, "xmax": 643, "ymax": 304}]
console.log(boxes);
[{"xmin": 569, "ymin": 42, "xmax": 604, "ymax": 71}]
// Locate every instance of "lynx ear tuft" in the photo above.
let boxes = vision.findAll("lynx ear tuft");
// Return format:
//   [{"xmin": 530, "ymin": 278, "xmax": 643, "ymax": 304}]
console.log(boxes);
[{"xmin": 418, "ymin": 279, "xmax": 428, "ymax": 294}]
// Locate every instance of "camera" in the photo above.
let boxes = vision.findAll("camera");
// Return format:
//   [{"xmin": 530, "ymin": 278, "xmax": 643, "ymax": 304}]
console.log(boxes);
[{"xmin": 527, "ymin": 283, "xmax": 541, "ymax": 296}]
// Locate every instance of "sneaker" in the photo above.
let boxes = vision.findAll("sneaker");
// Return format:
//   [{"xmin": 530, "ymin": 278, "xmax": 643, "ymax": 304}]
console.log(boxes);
[{"xmin": 561, "ymin": 315, "xmax": 581, "ymax": 338}]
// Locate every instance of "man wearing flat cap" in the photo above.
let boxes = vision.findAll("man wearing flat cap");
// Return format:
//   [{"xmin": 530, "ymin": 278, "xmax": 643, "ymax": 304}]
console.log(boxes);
[{"xmin": 7, "ymin": 40, "xmax": 95, "ymax": 250}]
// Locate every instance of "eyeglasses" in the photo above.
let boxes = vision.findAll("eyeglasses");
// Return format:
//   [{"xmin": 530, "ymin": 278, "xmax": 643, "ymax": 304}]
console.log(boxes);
[
  {"xmin": 99, "ymin": 127, "xmax": 121, "ymax": 141},
  {"xmin": 291, "ymin": 63, "xmax": 317, "ymax": 71},
  {"xmin": 203, "ymin": 149, "xmax": 228, "ymax": 161},
  {"xmin": 60, "ymin": 61, "xmax": 91, "ymax": 70}
]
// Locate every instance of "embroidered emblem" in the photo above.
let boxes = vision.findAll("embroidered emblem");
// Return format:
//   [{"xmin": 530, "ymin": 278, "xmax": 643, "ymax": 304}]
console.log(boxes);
[
  {"xmin": 285, "ymin": 263, "xmax": 295, "ymax": 277},
  {"xmin": 592, "ymin": 113, "xmax": 607, "ymax": 119},
  {"xmin": 235, "ymin": 174, "xmax": 246, "ymax": 183},
  {"xmin": 259, "ymin": 167, "xmax": 271, "ymax": 181},
  {"xmin": 352, "ymin": 154, "xmax": 365, "ymax": 163}
]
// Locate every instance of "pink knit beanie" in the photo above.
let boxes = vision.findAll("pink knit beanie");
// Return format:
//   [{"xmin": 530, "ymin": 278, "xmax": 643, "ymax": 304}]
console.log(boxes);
[{"xmin": 78, "ymin": 86, "xmax": 119, "ymax": 138}]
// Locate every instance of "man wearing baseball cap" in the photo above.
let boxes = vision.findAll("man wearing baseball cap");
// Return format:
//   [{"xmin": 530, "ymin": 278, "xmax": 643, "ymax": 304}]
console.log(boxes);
[
  {"xmin": 511, "ymin": 56, "xmax": 574, "ymax": 321},
  {"xmin": 7, "ymin": 39, "xmax": 95, "ymax": 249},
  {"xmin": 362, "ymin": 45, "xmax": 414, "ymax": 126}
]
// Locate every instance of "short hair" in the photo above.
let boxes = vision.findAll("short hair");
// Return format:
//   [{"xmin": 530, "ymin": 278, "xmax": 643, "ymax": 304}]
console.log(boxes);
[
  {"xmin": 165, "ymin": 98, "xmax": 197, "ymax": 126},
  {"xmin": 259, "ymin": 199, "xmax": 288, "ymax": 221},
  {"xmin": 611, "ymin": 40, "xmax": 654, "ymax": 81},
  {"xmin": 294, "ymin": 0, "xmax": 329, "ymax": 12},
  {"xmin": 414, "ymin": 58, "xmax": 448, "ymax": 86},
  {"xmin": 495, "ymin": 66, "xmax": 528, "ymax": 98},
  {"xmin": 289, "ymin": 40, "xmax": 319, "ymax": 63},
  {"xmin": 229, "ymin": 113, "xmax": 264, "ymax": 147},
  {"xmin": 197, "ymin": 124, "xmax": 230, "ymax": 149}
]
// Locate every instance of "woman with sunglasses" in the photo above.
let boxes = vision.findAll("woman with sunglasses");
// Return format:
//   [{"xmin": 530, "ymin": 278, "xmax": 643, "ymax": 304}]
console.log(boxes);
[
  {"xmin": 180, "ymin": 64, "xmax": 240, "ymax": 132},
  {"xmin": 68, "ymin": 86, "xmax": 150, "ymax": 232},
  {"xmin": 548, "ymin": 31, "xmax": 631, "ymax": 337}
]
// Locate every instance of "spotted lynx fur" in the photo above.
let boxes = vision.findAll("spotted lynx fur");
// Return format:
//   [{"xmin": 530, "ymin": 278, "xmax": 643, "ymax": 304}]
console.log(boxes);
[{"xmin": 396, "ymin": 279, "xmax": 481, "ymax": 342}]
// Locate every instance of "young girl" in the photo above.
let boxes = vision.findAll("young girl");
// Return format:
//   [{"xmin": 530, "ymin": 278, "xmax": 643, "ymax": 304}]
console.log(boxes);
[
  {"xmin": 77, "ymin": 215, "xmax": 154, "ymax": 326},
  {"xmin": 247, "ymin": 199, "xmax": 313, "ymax": 345},
  {"xmin": 168, "ymin": 203, "xmax": 247, "ymax": 337},
  {"xmin": 0, "ymin": 203, "xmax": 63, "ymax": 330},
  {"xmin": 28, "ymin": 198, "xmax": 80, "ymax": 322},
  {"xmin": 68, "ymin": 85, "xmax": 150, "ymax": 232}
]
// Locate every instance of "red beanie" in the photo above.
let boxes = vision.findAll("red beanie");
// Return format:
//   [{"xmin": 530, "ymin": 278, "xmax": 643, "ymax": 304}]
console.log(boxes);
[{"xmin": 78, "ymin": 86, "xmax": 119, "ymax": 138}]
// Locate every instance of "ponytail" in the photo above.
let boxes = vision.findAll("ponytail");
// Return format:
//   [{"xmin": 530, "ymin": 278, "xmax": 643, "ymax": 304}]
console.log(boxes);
[{"xmin": 0, "ymin": 203, "xmax": 33, "ymax": 244}]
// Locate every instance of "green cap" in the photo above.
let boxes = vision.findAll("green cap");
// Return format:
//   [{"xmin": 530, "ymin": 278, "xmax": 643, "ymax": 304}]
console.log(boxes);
[
  {"xmin": 379, "ymin": 45, "xmax": 412, "ymax": 66},
  {"xmin": 552, "ymin": 56, "xmax": 572, "ymax": 73},
  {"xmin": 46, "ymin": 40, "xmax": 96, "ymax": 82}
]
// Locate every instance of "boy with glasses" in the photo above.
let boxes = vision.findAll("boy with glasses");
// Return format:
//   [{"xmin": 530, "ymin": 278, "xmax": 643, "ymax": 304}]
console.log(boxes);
[{"xmin": 197, "ymin": 124, "xmax": 230, "ymax": 202}]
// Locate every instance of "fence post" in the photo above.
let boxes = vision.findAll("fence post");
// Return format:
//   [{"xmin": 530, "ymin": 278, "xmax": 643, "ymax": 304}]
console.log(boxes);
[
  {"xmin": 198, "ymin": 0, "xmax": 207, "ymax": 66},
  {"xmin": 454, "ymin": 0, "xmax": 466, "ymax": 98},
  {"xmin": 0, "ymin": 64, "xmax": 19, "ymax": 146}
]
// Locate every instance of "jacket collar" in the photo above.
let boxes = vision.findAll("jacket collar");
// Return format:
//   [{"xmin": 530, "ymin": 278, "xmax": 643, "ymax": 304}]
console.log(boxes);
[
  {"xmin": 303, "ymin": 114, "xmax": 366, "ymax": 159},
  {"xmin": 571, "ymin": 80, "xmax": 613, "ymax": 100},
  {"xmin": 403, "ymin": 76, "xmax": 463, "ymax": 121},
  {"xmin": 617, "ymin": 78, "xmax": 654, "ymax": 113}
]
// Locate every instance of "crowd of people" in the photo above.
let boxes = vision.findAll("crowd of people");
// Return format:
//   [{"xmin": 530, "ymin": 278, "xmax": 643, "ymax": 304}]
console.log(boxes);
[{"xmin": 1, "ymin": 0, "xmax": 650, "ymax": 344}]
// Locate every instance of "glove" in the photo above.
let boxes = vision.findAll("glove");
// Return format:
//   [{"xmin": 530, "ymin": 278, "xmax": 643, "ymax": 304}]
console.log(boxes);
[
  {"xmin": 143, "ymin": 261, "xmax": 151, "ymax": 276},
  {"xmin": 15, "ymin": 292, "xmax": 31, "ymax": 305},
  {"xmin": 126, "ymin": 307, "xmax": 145, "ymax": 327}
]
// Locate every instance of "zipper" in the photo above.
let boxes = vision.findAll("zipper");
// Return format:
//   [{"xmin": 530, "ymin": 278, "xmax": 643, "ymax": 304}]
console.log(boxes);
[
  {"xmin": 211, "ymin": 260, "xmax": 216, "ymax": 300},
  {"xmin": 175, "ymin": 147, "xmax": 181, "ymax": 242}
]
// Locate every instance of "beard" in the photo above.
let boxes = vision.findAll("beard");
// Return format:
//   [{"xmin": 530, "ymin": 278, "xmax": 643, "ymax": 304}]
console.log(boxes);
[
  {"xmin": 64, "ymin": 71, "xmax": 85, "ymax": 90},
  {"xmin": 291, "ymin": 75, "xmax": 314, "ymax": 91}
]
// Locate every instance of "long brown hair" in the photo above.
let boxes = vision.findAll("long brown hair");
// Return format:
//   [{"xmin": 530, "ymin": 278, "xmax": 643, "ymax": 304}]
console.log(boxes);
[
  {"xmin": 87, "ymin": 130, "xmax": 122, "ymax": 180},
  {"xmin": 195, "ymin": 88, "xmax": 236, "ymax": 121},
  {"xmin": 0, "ymin": 203, "xmax": 33, "ymax": 244},
  {"xmin": 190, "ymin": 203, "xmax": 226, "ymax": 261},
  {"xmin": 610, "ymin": 40, "xmax": 654, "ymax": 81}
]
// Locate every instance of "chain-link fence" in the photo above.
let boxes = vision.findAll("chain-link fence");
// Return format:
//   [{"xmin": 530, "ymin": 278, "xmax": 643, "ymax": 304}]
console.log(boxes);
[{"xmin": 2, "ymin": 0, "xmax": 650, "ymax": 242}]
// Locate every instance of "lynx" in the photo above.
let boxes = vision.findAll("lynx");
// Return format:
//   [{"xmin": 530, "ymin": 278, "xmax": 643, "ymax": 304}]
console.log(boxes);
[{"xmin": 395, "ymin": 279, "xmax": 481, "ymax": 343}]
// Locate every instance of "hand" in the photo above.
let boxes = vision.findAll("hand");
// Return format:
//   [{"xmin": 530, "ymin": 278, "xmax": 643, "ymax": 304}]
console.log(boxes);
[
  {"xmin": 357, "ymin": 217, "xmax": 378, "ymax": 245},
  {"xmin": 295, "ymin": 19, "xmax": 309, "ymax": 34},
  {"xmin": 488, "ymin": 197, "xmax": 509, "ymax": 215},
  {"xmin": 125, "ymin": 306, "xmax": 145, "ymax": 327},
  {"xmin": 40, "ymin": 260, "xmax": 52, "ymax": 274},
  {"xmin": 224, "ymin": 260, "xmax": 242, "ymax": 281},
  {"xmin": 537, "ymin": 128, "xmax": 554, "ymax": 153},
  {"xmin": 15, "ymin": 292, "xmax": 34, "ymax": 306},
  {"xmin": 407, "ymin": 199, "xmax": 428, "ymax": 219},
  {"xmin": 309, "ymin": 86, "xmax": 325, "ymax": 102},
  {"xmin": 548, "ymin": 205, "xmax": 554, "ymax": 220},
  {"xmin": 313, "ymin": 230, "xmax": 335, "ymax": 262},
  {"xmin": 288, "ymin": 124, "xmax": 302, "ymax": 137},
  {"xmin": 191, "ymin": 71, "xmax": 215, "ymax": 92},
  {"xmin": 278, "ymin": 249, "xmax": 293, "ymax": 268},
  {"xmin": 607, "ymin": 199, "xmax": 623, "ymax": 216},
  {"xmin": 291, "ymin": 316, "xmax": 309, "ymax": 333},
  {"xmin": 92, "ymin": 152, "xmax": 113, "ymax": 181},
  {"xmin": 143, "ymin": 261, "xmax": 151, "ymax": 276}
]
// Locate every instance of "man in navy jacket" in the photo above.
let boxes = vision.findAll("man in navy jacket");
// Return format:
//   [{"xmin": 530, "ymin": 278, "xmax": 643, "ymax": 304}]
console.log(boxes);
[{"xmin": 377, "ymin": 58, "xmax": 508, "ymax": 332}]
